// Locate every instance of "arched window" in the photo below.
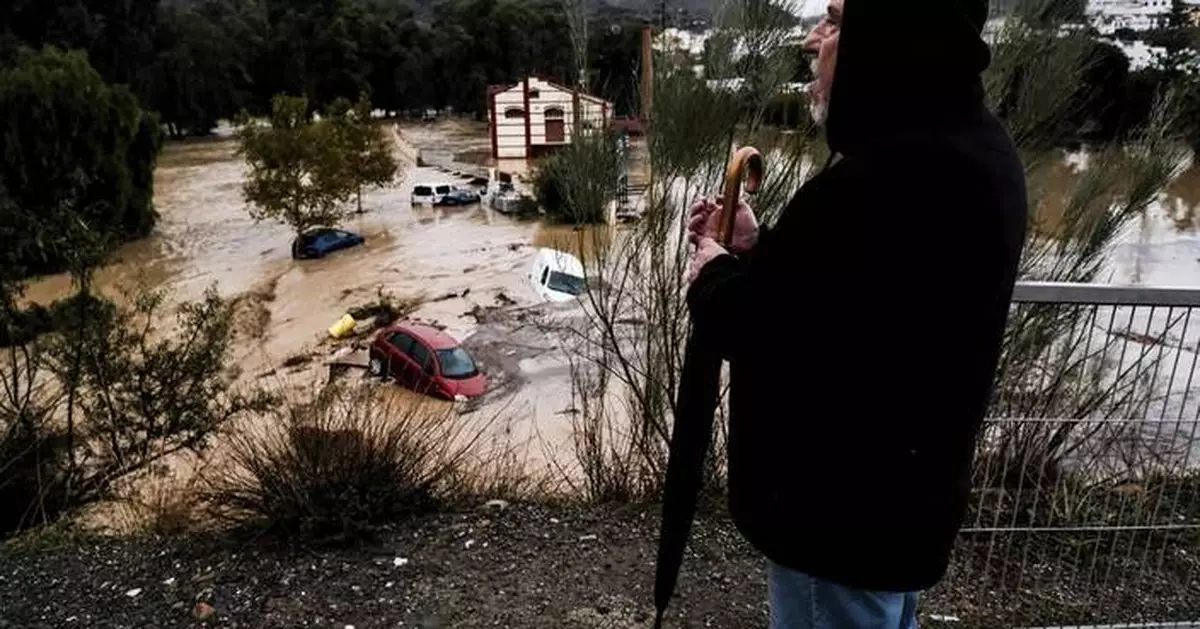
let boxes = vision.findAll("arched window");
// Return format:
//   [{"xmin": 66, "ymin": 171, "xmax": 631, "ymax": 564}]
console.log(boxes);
[
  {"xmin": 544, "ymin": 107, "xmax": 565, "ymax": 119},
  {"xmin": 504, "ymin": 107, "xmax": 525, "ymax": 119}
]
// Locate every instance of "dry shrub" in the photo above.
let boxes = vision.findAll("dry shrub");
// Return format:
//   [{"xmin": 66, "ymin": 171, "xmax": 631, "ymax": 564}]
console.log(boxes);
[
  {"xmin": 450, "ymin": 437, "xmax": 562, "ymax": 504},
  {"xmin": 206, "ymin": 382, "xmax": 505, "ymax": 542},
  {"xmin": 229, "ymin": 283, "xmax": 276, "ymax": 341},
  {"xmin": 554, "ymin": 0, "xmax": 811, "ymax": 505},
  {"xmin": 112, "ymin": 464, "xmax": 207, "ymax": 536}
]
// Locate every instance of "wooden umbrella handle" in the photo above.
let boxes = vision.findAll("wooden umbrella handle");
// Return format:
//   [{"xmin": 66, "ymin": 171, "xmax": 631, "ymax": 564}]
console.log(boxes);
[{"xmin": 718, "ymin": 146, "xmax": 764, "ymax": 247}]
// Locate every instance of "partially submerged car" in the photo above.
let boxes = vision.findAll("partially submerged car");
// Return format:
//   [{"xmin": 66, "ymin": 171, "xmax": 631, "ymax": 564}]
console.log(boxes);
[
  {"xmin": 292, "ymin": 228, "xmax": 365, "ymax": 260},
  {"xmin": 368, "ymin": 322, "xmax": 488, "ymax": 400},
  {"xmin": 411, "ymin": 183, "xmax": 454, "ymax": 206},
  {"xmin": 435, "ymin": 187, "xmax": 481, "ymax": 206},
  {"xmin": 412, "ymin": 183, "xmax": 481, "ymax": 207},
  {"xmin": 529, "ymin": 247, "xmax": 586, "ymax": 302}
]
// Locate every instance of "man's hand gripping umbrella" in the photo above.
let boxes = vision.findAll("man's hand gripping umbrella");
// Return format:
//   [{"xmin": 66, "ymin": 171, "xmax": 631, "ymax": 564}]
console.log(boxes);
[{"xmin": 653, "ymin": 146, "xmax": 763, "ymax": 629}]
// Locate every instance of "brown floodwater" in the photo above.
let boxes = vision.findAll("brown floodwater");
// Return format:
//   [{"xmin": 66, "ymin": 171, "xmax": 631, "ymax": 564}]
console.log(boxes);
[
  {"xmin": 21, "ymin": 125, "xmax": 1200, "ymax": 388},
  {"xmin": 21, "ymin": 121, "xmax": 624, "ymax": 493},
  {"xmin": 1050, "ymin": 151, "xmax": 1200, "ymax": 286},
  {"xmin": 22, "ymin": 123, "xmax": 1200, "ymax": 522},
  {"xmin": 20, "ymin": 123, "xmax": 1200, "ymax": 367}
]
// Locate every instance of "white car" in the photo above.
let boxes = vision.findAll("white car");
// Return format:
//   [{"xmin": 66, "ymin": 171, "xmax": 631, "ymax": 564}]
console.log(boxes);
[
  {"xmin": 529, "ymin": 248, "xmax": 586, "ymax": 302},
  {"xmin": 411, "ymin": 183, "xmax": 455, "ymax": 206}
]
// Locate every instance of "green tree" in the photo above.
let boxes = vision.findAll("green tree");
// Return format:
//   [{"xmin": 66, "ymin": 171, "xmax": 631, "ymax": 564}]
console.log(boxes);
[
  {"xmin": 326, "ymin": 92, "xmax": 399, "ymax": 214},
  {"xmin": 2, "ymin": 284, "xmax": 275, "ymax": 535},
  {"xmin": 236, "ymin": 94, "xmax": 353, "ymax": 237},
  {"xmin": 146, "ymin": 0, "xmax": 263, "ymax": 138},
  {"xmin": 1145, "ymin": 26, "xmax": 1200, "ymax": 52},
  {"xmin": 532, "ymin": 129, "xmax": 624, "ymax": 224},
  {"xmin": 1, "ymin": 0, "xmax": 160, "ymax": 90},
  {"xmin": 587, "ymin": 21, "xmax": 643, "ymax": 115},
  {"xmin": 0, "ymin": 46, "xmax": 160, "ymax": 278}
]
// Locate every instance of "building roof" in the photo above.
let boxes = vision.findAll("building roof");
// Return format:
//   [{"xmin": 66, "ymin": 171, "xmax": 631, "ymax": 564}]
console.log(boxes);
[
  {"xmin": 540, "ymin": 79, "xmax": 610, "ymax": 105},
  {"xmin": 487, "ymin": 77, "xmax": 611, "ymax": 107}
]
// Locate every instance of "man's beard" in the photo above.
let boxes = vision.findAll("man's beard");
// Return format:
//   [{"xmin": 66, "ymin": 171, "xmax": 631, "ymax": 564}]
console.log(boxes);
[
  {"xmin": 807, "ymin": 56, "xmax": 828, "ymax": 125},
  {"xmin": 809, "ymin": 96, "xmax": 828, "ymax": 126}
]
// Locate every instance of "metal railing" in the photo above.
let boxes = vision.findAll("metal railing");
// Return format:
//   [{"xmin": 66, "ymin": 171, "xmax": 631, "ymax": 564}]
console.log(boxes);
[{"xmin": 934, "ymin": 282, "xmax": 1200, "ymax": 629}]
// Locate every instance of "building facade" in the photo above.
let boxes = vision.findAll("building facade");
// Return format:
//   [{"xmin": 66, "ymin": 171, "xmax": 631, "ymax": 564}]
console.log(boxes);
[
  {"xmin": 1087, "ymin": 0, "xmax": 1172, "ymax": 33},
  {"xmin": 488, "ymin": 77, "xmax": 612, "ymax": 160}
]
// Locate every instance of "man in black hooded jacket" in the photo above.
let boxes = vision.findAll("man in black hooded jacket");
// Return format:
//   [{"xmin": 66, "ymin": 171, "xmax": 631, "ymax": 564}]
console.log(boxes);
[{"xmin": 684, "ymin": 0, "xmax": 1028, "ymax": 626}]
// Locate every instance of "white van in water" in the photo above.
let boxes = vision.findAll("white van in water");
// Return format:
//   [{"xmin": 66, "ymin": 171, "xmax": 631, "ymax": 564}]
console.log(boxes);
[
  {"xmin": 411, "ymin": 183, "xmax": 455, "ymax": 206},
  {"xmin": 529, "ymin": 248, "xmax": 586, "ymax": 302}
]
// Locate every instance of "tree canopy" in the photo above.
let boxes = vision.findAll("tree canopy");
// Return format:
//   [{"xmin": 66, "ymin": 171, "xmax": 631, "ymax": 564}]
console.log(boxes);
[
  {"xmin": 326, "ymin": 93, "xmax": 400, "ymax": 214},
  {"xmin": 0, "ymin": 46, "xmax": 160, "ymax": 277},
  {"xmin": 0, "ymin": 0, "xmax": 668, "ymax": 138},
  {"xmin": 237, "ymin": 94, "xmax": 354, "ymax": 236}
]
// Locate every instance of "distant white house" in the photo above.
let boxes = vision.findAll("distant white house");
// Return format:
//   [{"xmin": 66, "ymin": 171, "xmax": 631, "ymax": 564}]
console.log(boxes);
[
  {"xmin": 1088, "ymin": 0, "xmax": 1171, "ymax": 14},
  {"xmin": 1087, "ymin": 0, "xmax": 1172, "ymax": 33},
  {"xmin": 488, "ymin": 77, "xmax": 612, "ymax": 160}
]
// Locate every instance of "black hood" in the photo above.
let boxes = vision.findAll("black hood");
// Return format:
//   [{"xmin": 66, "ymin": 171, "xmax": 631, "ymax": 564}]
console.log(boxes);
[{"xmin": 825, "ymin": 0, "xmax": 992, "ymax": 157}]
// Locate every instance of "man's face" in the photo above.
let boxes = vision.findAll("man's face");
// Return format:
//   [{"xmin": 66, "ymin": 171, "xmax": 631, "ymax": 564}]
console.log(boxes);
[{"xmin": 802, "ymin": 0, "xmax": 842, "ymax": 125}]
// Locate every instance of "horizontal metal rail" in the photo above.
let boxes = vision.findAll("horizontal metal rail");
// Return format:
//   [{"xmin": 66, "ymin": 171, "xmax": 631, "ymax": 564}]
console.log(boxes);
[
  {"xmin": 1020, "ymin": 623, "xmax": 1200, "ymax": 629},
  {"xmin": 1013, "ymin": 282, "xmax": 1200, "ymax": 308},
  {"xmin": 962, "ymin": 524, "xmax": 1200, "ymax": 534}
]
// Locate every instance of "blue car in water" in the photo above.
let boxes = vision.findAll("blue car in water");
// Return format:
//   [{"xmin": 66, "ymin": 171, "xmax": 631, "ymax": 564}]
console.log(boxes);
[{"xmin": 291, "ymin": 227, "xmax": 365, "ymax": 260}]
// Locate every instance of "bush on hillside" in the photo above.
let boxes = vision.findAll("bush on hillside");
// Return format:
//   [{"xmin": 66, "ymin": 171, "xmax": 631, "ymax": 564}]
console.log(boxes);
[
  {"xmin": 531, "ymin": 130, "xmax": 624, "ymax": 225},
  {"xmin": 0, "ymin": 285, "xmax": 272, "ymax": 536},
  {"xmin": 0, "ymin": 292, "xmax": 114, "ymax": 348},
  {"xmin": 207, "ymin": 383, "xmax": 495, "ymax": 543}
]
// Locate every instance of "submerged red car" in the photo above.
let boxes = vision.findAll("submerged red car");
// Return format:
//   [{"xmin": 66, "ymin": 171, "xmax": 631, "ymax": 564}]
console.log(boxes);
[{"xmin": 368, "ymin": 322, "xmax": 488, "ymax": 400}]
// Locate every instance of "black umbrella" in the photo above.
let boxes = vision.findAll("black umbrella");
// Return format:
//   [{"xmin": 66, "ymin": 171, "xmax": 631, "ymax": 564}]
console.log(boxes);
[{"xmin": 653, "ymin": 147, "xmax": 764, "ymax": 629}]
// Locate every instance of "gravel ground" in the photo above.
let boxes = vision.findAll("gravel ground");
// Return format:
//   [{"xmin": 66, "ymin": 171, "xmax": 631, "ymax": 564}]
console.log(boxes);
[
  {"xmin": 3, "ymin": 503, "xmax": 1199, "ymax": 629},
  {"xmin": 0, "ymin": 504, "xmax": 766, "ymax": 629}
]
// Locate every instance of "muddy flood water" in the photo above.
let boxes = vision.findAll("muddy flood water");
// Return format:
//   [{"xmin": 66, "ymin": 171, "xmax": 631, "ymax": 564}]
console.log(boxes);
[
  {"xmin": 22, "ymin": 121, "xmax": 625, "ymax": 500},
  {"xmin": 19, "ymin": 120, "xmax": 1200, "ymax": 520}
]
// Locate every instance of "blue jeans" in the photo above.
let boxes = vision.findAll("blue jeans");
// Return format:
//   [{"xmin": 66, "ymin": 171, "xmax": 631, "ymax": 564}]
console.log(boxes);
[{"xmin": 768, "ymin": 561, "xmax": 920, "ymax": 629}]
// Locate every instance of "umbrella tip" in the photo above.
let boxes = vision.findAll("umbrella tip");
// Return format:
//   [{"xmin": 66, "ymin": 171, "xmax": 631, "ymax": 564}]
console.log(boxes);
[{"xmin": 652, "ymin": 610, "xmax": 665, "ymax": 629}]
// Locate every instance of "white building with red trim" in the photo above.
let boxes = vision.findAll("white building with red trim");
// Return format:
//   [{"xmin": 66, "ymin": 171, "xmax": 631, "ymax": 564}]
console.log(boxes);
[{"xmin": 488, "ymin": 77, "xmax": 613, "ymax": 160}]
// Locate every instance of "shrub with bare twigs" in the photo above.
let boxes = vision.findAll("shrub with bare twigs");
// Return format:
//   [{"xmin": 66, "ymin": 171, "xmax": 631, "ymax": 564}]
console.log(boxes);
[
  {"xmin": 553, "ymin": 0, "xmax": 1196, "ymax": 521},
  {"xmin": 206, "ymin": 383, "xmax": 514, "ymax": 542},
  {"xmin": 0, "ymin": 284, "xmax": 273, "ymax": 536}
]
